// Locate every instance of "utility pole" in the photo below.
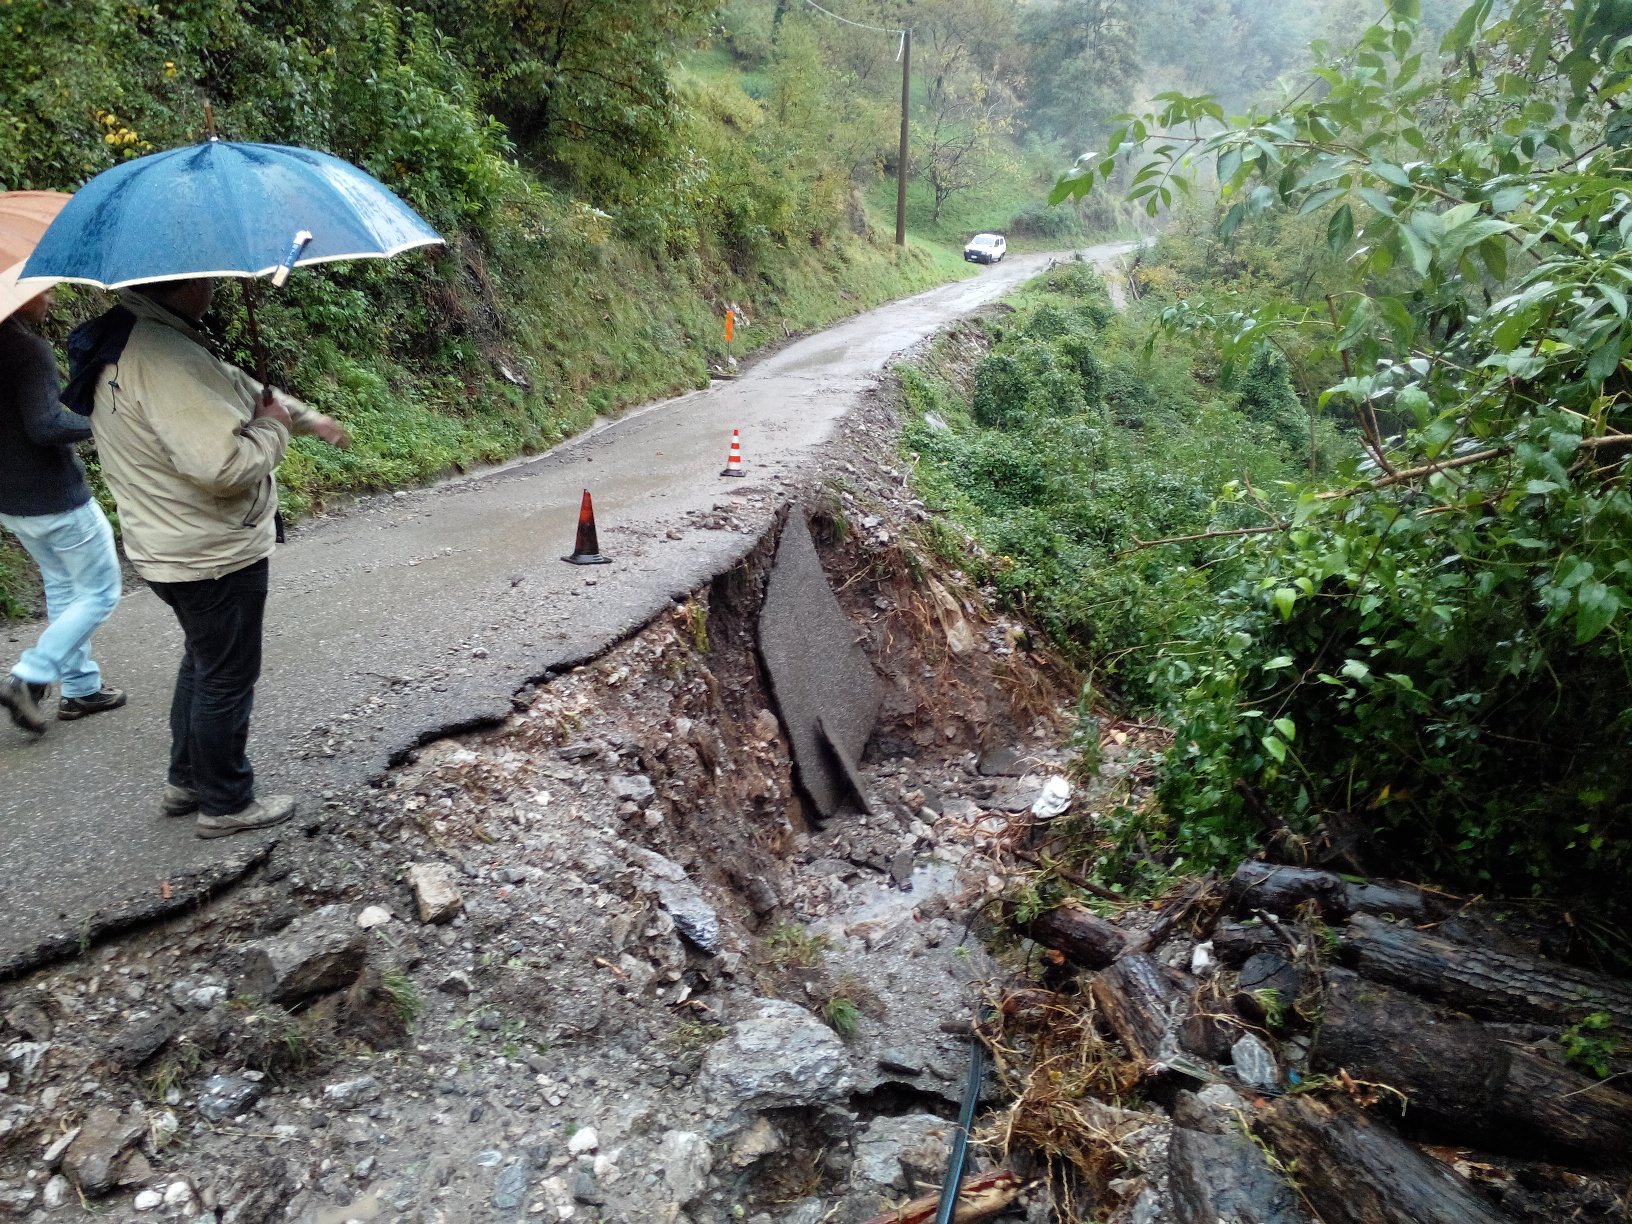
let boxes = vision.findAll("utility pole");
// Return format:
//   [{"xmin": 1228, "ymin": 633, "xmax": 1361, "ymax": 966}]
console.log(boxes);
[{"xmin": 895, "ymin": 27, "xmax": 910, "ymax": 247}]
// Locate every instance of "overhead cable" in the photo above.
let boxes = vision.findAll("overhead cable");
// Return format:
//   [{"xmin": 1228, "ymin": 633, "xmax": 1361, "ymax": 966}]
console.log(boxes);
[{"xmin": 801, "ymin": 0, "xmax": 902, "ymax": 33}]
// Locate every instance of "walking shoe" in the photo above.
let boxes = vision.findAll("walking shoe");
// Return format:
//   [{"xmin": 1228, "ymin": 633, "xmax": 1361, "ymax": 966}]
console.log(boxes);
[
  {"xmin": 58, "ymin": 686, "xmax": 127, "ymax": 720},
  {"xmin": 160, "ymin": 784, "xmax": 200, "ymax": 817},
  {"xmin": 195, "ymin": 794, "xmax": 296, "ymax": 840},
  {"xmin": 0, "ymin": 676, "xmax": 46, "ymax": 734}
]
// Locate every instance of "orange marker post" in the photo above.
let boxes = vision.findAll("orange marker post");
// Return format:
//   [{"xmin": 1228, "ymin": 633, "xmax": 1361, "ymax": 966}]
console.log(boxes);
[{"xmin": 724, "ymin": 308, "xmax": 735, "ymax": 343}]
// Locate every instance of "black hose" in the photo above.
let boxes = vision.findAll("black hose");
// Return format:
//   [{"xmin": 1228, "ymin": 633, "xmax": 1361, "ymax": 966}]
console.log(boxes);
[{"xmin": 933, "ymin": 1023, "xmax": 987, "ymax": 1224}]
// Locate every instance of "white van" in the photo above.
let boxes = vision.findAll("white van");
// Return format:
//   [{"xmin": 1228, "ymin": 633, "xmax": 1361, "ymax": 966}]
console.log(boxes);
[{"xmin": 963, "ymin": 233, "xmax": 1006, "ymax": 264}]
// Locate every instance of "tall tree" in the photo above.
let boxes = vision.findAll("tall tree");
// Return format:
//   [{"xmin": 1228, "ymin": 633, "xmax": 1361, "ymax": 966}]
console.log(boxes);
[
  {"xmin": 1021, "ymin": 0, "xmax": 1140, "ymax": 153},
  {"xmin": 414, "ymin": 0, "xmax": 712, "ymax": 194}
]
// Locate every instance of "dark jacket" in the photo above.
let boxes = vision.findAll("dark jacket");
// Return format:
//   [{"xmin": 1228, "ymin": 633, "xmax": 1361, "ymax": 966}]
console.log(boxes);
[{"xmin": 0, "ymin": 316, "xmax": 91, "ymax": 517}]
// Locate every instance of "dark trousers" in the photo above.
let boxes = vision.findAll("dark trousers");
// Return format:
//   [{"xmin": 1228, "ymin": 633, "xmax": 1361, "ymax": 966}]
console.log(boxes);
[{"xmin": 148, "ymin": 558, "xmax": 268, "ymax": 817}]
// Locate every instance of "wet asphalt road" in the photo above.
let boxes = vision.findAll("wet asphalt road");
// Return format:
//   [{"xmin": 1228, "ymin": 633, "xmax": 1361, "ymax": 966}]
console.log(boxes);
[{"xmin": 0, "ymin": 244, "xmax": 1135, "ymax": 973}]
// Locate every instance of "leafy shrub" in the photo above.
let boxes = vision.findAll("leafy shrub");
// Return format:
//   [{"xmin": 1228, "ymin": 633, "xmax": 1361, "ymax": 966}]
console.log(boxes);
[
  {"xmin": 1009, "ymin": 199, "xmax": 1086, "ymax": 239},
  {"xmin": 972, "ymin": 354, "xmax": 1031, "ymax": 428},
  {"xmin": 1043, "ymin": 262, "xmax": 1109, "ymax": 299},
  {"xmin": 953, "ymin": 432, "xmax": 1052, "ymax": 507},
  {"xmin": 1056, "ymin": 334, "xmax": 1105, "ymax": 405},
  {"xmin": 1022, "ymin": 304, "xmax": 1072, "ymax": 340},
  {"xmin": 1233, "ymin": 348, "xmax": 1307, "ymax": 457}
]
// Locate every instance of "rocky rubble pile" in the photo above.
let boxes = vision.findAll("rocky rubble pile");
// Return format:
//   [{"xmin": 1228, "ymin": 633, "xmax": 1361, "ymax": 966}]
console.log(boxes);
[{"xmin": 0, "ymin": 363, "xmax": 1087, "ymax": 1222}]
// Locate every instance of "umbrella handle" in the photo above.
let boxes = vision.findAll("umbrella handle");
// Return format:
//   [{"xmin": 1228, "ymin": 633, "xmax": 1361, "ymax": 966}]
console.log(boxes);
[{"xmin": 240, "ymin": 278, "xmax": 272, "ymax": 395}]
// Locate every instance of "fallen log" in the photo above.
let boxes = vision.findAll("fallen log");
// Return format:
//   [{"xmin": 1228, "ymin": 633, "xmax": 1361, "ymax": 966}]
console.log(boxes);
[
  {"xmin": 1212, "ymin": 918, "xmax": 1298, "ymax": 967},
  {"xmin": 1253, "ymin": 1094, "xmax": 1514, "ymax": 1224},
  {"xmin": 1229, "ymin": 862, "xmax": 1348, "ymax": 918},
  {"xmin": 1089, "ymin": 953, "xmax": 1180, "ymax": 1063},
  {"xmin": 1233, "ymin": 951, "xmax": 1304, "ymax": 1029},
  {"xmin": 859, "ymin": 1170, "xmax": 1023, "ymax": 1224},
  {"xmin": 1312, "ymin": 969, "xmax": 1632, "ymax": 1167},
  {"xmin": 1229, "ymin": 861, "xmax": 1439, "ymax": 922},
  {"xmin": 1344, "ymin": 914, "xmax": 1632, "ymax": 1031},
  {"xmin": 1023, "ymin": 901, "xmax": 1129, "ymax": 970},
  {"xmin": 1167, "ymin": 1125, "xmax": 1316, "ymax": 1224}
]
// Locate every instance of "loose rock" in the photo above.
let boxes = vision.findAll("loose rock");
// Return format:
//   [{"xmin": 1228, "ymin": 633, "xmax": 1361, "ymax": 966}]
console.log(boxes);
[
  {"xmin": 407, "ymin": 863, "xmax": 465, "ymax": 924},
  {"xmin": 238, "ymin": 903, "xmax": 367, "ymax": 1004},
  {"xmin": 62, "ymin": 1106, "xmax": 145, "ymax": 1196},
  {"xmin": 197, "ymin": 1073, "xmax": 264, "ymax": 1123},
  {"xmin": 700, "ymin": 999, "xmax": 852, "ymax": 1110}
]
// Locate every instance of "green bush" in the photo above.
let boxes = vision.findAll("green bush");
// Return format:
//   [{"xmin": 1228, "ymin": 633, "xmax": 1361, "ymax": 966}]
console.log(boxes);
[
  {"xmin": 1055, "ymin": 334, "xmax": 1106, "ymax": 405},
  {"xmin": 972, "ymin": 354, "xmax": 1031, "ymax": 428},
  {"xmin": 1022, "ymin": 304, "xmax": 1073, "ymax": 340}
]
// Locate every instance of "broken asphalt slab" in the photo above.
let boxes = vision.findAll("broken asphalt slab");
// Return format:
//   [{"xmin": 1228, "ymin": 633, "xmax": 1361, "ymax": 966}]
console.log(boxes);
[{"xmin": 0, "ymin": 245, "xmax": 1137, "ymax": 977}]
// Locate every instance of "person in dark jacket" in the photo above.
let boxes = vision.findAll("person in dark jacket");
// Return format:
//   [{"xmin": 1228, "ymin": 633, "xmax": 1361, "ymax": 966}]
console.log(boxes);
[{"xmin": 0, "ymin": 288, "xmax": 125, "ymax": 733}]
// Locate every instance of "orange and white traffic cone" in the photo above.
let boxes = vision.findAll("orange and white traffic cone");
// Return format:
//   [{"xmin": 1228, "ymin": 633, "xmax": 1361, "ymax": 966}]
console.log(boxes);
[
  {"xmin": 720, "ymin": 428, "xmax": 746, "ymax": 478},
  {"xmin": 561, "ymin": 489, "xmax": 611, "ymax": 565}
]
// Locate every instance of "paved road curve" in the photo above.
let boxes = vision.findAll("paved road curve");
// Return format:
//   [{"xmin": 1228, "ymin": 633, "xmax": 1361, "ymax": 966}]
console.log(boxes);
[{"xmin": 0, "ymin": 245, "xmax": 1134, "ymax": 973}]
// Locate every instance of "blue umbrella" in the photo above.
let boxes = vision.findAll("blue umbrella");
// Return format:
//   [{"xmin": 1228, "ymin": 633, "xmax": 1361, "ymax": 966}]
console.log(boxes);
[{"xmin": 22, "ymin": 138, "xmax": 443, "ymax": 288}]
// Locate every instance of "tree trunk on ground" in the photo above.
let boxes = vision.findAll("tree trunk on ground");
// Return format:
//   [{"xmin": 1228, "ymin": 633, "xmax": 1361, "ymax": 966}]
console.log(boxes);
[
  {"xmin": 1212, "ymin": 918, "xmax": 1301, "ymax": 967},
  {"xmin": 1313, "ymin": 969, "xmax": 1632, "ymax": 1166},
  {"xmin": 1229, "ymin": 861, "xmax": 1439, "ymax": 923},
  {"xmin": 1167, "ymin": 1125, "xmax": 1316, "ymax": 1224},
  {"xmin": 1343, "ymin": 914, "xmax": 1632, "ymax": 1030},
  {"xmin": 1023, "ymin": 901, "xmax": 1129, "ymax": 969},
  {"xmin": 1253, "ymin": 1094, "xmax": 1515, "ymax": 1224},
  {"xmin": 1089, "ymin": 953, "xmax": 1180, "ymax": 1063}
]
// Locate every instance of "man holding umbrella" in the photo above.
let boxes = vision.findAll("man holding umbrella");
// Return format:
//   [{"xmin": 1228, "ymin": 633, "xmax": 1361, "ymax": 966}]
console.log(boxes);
[
  {"xmin": 27, "ymin": 135, "xmax": 443, "ymax": 839},
  {"xmin": 69, "ymin": 277, "xmax": 350, "ymax": 837}
]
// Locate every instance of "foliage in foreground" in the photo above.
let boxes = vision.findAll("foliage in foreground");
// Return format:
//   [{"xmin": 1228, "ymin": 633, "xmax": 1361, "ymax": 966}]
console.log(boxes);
[
  {"xmin": 1049, "ymin": 0, "xmax": 1632, "ymax": 915},
  {"xmin": 902, "ymin": 261, "xmax": 1322, "ymax": 696}
]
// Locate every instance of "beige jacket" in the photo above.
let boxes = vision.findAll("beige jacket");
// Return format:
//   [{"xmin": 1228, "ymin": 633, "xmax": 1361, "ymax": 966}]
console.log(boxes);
[{"xmin": 90, "ymin": 292, "xmax": 322, "ymax": 583}]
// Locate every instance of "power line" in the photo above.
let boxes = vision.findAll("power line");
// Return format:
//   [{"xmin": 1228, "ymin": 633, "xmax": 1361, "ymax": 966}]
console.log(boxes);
[
  {"xmin": 796, "ymin": 0, "xmax": 912, "ymax": 245},
  {"xmin": 802, "ymin": 0, "xmax": 903, "ymax": 34}
]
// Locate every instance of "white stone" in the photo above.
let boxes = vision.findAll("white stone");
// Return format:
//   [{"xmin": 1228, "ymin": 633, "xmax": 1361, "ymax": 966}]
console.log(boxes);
[
  {"xmin": 41, "ymin": 1175, "xmax": 70, "ymax": 1209},
  {"xmin": 1231, "ymin": 1033, "xmax": 1280, "ymax": 1091},
  {"xmin": 407, "ymin": 863, "xmax": 464, "ymax": 924},
  {"xmin": 357, "ymin": 906, "xmax": 393, "ymax": 930},
  {"xmin": 567, "ymin": 1126, "xmax": 598, "ymax": 1154},
  {"xmin": 700, "ymin": 999, "xmax": 852, "ymax": 1110},
  {"xmin": 164, "ymin": 1180, "xmax": 194, "ymax": 1206},
  {"xmin": 186, "ymin": 985, "xmax": 228, "ymax": 1009},
  {"xmin": 134, "ymin": 1188, "xmax": 164, "ymax": 1210},
  {"xmin": 655, "ymin": 1131, "xmax": 711, "ymax": 1204},
  {"xmin": 42, "ymin": 1126, "xmax": 80, "ymax": 1167}
]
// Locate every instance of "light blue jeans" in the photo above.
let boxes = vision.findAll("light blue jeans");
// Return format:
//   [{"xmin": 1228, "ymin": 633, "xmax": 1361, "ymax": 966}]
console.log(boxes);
[{"xmin": 0, "ymin": 500, "xmax": 121, "ymax": 699}]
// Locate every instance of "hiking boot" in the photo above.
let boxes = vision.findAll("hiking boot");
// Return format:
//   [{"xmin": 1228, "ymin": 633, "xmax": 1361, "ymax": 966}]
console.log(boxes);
[
  {"xmin": 58, "ymin": 686, "xmax": 127, "ymax": 720},
  {"xmin": 0, "ymin": 676, "xmax": 47, "ymax": 734},
  {"xmin": 160, "ymin": 784, "xmax": 200, "ymax": 817},
  {"xmin": 195, "ymin": 794, "xmax": 296, "ymax": 840}
]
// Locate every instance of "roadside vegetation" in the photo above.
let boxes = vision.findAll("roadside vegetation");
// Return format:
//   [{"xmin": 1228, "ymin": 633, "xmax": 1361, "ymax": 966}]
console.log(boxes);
[
  {"xmin": 0, "ymin": 0, "xmax": 1391, "ymax": 613},
  {"xmin": 907, "ymin": 0, "xmax": 1632, "ymax": 954}
]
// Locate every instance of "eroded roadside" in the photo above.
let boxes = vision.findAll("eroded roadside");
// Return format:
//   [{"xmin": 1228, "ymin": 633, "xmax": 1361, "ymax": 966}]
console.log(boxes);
[{"xmin": 0, "ymin": 344, "xmax": 1103, "ymax": 1222}]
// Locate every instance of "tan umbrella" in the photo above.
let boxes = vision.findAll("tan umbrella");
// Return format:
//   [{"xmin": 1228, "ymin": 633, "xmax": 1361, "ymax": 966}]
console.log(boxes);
[{"xmin": 0, "ymin": 190, "xmax": 70, "ymax": 323}]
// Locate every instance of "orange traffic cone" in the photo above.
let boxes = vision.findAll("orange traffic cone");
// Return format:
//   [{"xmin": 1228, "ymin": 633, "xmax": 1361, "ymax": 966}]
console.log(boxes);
[
  {"xmin": 720, "ymin": 428, "xmax": 746, "ymax": 478},
  {"xmin": 561, "ymin": 489, "xmax": 611, "ymax": 565}
]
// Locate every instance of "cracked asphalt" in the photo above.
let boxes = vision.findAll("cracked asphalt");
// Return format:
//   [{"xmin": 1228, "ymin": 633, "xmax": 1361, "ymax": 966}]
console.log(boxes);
[{"xmin": 0, "ymin": 244, "xmax": 1135, "ymax": 974}]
